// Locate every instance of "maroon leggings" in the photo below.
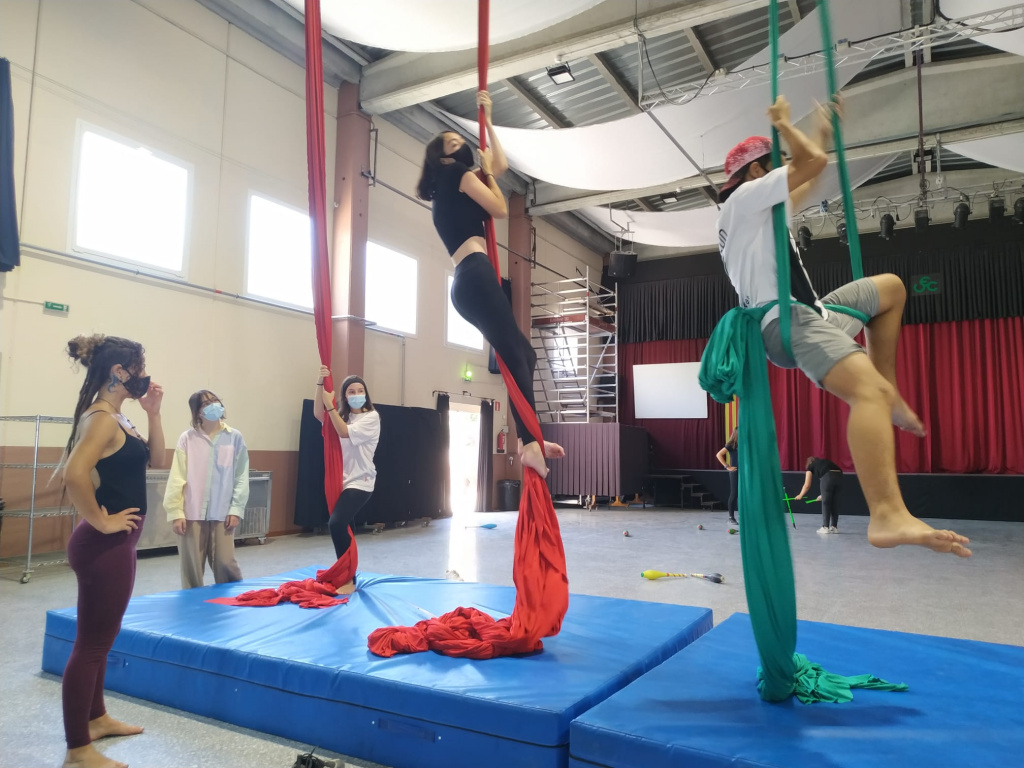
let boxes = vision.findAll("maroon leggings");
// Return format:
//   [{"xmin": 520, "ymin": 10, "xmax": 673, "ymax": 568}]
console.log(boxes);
[{"xmin": 63, "ymin": 518, "xmax": 143, "ymax": 749}]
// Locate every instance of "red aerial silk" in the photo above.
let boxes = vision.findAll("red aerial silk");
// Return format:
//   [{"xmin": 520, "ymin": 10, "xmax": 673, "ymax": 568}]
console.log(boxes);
[
  {"xmin": 367, "ymin": 0, "xmax": 569, "ymax": 659},
  {"xmin": 209, "ymin": 0, "xmax": 354, "ymax": 609}
]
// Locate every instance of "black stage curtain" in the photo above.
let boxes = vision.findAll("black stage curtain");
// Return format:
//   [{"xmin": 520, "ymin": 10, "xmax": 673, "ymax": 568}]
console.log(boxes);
[
  {"xmin": 476, "ymin": 400, "xmax": 493, "ymax": 511},
  {"xmin": 620, "ymin": 236, "xmax": 1024, "ymax": 344},
  {"xmin": 293, "ymin": 399, "xmax": 329, "ymax": 528},
  {"xmin": 358, "ymin": 404, "xmax": 447, "ymax": 525},
  {"xmin": 436, "ymin": 393, "xmax": 451, "ymax": 516},
  {"xmin": 294, "ymin": 400, "xmax": 447, "ymax": 529}
]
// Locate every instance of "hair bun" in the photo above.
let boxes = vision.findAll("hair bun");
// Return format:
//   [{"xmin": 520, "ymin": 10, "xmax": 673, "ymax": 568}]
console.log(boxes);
[{"xmin": 66, "ymin": 334, "xmax": 106, "ymax": 367}]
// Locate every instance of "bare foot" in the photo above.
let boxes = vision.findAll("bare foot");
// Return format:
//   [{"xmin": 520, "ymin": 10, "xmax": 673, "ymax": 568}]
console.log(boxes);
[
  {"xmin": 892, "ymin": 398, "xmax": 926, "ymax": 438},
  {"xmin": 543, "ymin": 441, "xmax": 566, "ymax": 459},
  {"xmin": 64, "ymin": 744, "xmax": 127, "ymax": 768},
  {"xmin": 868, "ymin": 511, "xmax": 971, "ymax": 557},
  {"xmin": 520, "ymin": 441, "xmax": 549, "ymax": 478},
  {"xmin": 335, "ymin": 580, "xmax": 356, "ymax": 595},
  {"xmin": 89, "ymin": 713, "xmax": 143, "ymax": 741}
]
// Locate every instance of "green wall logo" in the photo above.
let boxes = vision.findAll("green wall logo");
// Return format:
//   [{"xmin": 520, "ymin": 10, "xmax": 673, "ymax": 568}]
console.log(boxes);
[{"xmin": 910, "ymin": 274, "xmax": 942, "ymax": 295}]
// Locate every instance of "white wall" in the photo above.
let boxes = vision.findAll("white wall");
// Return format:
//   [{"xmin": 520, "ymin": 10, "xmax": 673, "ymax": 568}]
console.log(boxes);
[
  {"xmin": 0, "ymin": 0, "xmax": 605, "ymax": 458},
  {"xmin": 0, "ymin": 0, "xmax": 337, "ymax": 450}
]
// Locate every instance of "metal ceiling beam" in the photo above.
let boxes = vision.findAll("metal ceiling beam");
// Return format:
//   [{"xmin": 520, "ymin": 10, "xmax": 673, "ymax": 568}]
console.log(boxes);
[
  {"xmin": 360, "ymin": 0, "xmax": 768, "ymax": 113},
  {"xmin": 683, "ymin": 28, "xmax": 716, "ymax": 74},
  {"xmin": 528, "ymin": 119, "xmax": 1024, "ymax": 215},
  {"xmin": 502, "ymin": 78, "xmax": 567, "ymax": 128},
  {"xmin": 586, "ymin": 53, "xmax": 642, "ymax": 115},
  {"xmin": 194, "ymin": 0, "xmax": 361, "ymax": 86}
]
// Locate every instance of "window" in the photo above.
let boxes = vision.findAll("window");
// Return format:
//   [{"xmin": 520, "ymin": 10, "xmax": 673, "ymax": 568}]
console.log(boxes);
[
  {"xmin": 246, "ymin": 194, "xmax": 313, "ymax": 310},
  {"xmin": 72, "ymin": 126, "xmax": 191, "ymax": 275},
  {"xmin": 365, "ymin": 242, "xmax": 417, "ymax": 334},
  {"xmin": 446, "ymin": 274, "xmax": 484, "ymax": 350}
]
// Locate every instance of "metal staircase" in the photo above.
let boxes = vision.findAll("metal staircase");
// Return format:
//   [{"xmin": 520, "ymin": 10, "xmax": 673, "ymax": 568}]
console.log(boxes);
[{"xmin": 530, "ymin": 268, "xmax": 618, "ymax": 422}]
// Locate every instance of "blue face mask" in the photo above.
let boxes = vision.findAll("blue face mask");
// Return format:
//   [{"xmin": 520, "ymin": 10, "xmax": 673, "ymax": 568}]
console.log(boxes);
[
  {"xmin": 202, "ymin": 402, "xmax": 225, "ymax": 421},
  {"xmin": 347, "ymin": 395, "xmax": 367, "ymax": 410}
]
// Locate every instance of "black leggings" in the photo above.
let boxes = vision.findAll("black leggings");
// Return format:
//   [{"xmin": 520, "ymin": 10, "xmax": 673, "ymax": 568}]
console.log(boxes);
[
  {"xmin": 821, "ymin": 472, "xmax": 842, "ymax": 528},
  {"xmin": 329, "ymin": 488, "xmax": 372, "ymax": 558},
  {"xmin": 727, "ymin": 469, "xmax": 738, "ymax": 518},
  {"xmin": 451, "ymin": 253, "xmax": 539, "ymax": 445}
]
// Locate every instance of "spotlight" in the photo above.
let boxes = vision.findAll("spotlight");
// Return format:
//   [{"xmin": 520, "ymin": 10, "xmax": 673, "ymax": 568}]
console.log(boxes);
[
  {"xmin": 879, "ymin": 213, "xmax": 895, "ymax": 241},
  {"xmin": 989, "ymin": 196, "xmax": 1005, "ymax": 223},
  {"xmin": 914, "ymin": 207, "xmax": 930, "ymax": 232},
  {"xmin": 798, "ymin": 225, "xmax": 812, "ymax": 251},
  {"xmin": 837, "ymin": 221, "xmax": 848, "ymax": 246},
  {"xmin": 953, "ymin": 200, "xmax": 971, "ymax": 229},
  {"xmin": 546, "ymin": 62, "xmax": 574, "ymax": 85},
  {"xmin": 1015, "ymin": 197, "xmax": 1024, "ymax": 225}
]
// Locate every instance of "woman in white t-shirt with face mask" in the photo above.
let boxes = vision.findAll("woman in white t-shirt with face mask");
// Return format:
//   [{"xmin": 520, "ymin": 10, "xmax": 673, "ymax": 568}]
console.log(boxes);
[{"xmin": 314, "ymin": 366, "xmax": 381, "ymax": 595}]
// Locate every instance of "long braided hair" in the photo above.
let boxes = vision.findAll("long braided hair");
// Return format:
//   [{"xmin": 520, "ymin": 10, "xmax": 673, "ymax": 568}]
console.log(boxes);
[{"xmin": 63, "ymin": 334, "xmax": 146, "ymax": 457}]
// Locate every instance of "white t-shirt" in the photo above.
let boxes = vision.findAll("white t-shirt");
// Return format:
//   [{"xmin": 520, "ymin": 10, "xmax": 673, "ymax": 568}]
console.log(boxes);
[
  {"xmin": 717, "ymin": 166, "xmax": 825, "ymax": 327},
  {"xmin": 340, "ymin": 410, "xmax": 380, "ymax": 492}
]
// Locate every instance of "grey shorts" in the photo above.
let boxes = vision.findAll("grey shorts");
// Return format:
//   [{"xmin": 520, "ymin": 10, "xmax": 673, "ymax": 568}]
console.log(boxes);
[{"xmin": 762, "ymin": 278, "xmax": 881, "ymax": 387}]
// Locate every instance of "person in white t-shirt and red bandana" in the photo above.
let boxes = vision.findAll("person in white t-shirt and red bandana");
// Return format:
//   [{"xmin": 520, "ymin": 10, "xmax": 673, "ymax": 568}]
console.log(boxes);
[{"xmin": 715, "ymin": 93, "xmax": 970, "ymax": 558}]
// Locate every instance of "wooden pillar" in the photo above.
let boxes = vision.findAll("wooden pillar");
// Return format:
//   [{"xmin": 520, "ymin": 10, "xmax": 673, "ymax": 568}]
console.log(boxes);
[{"xmin": 330, "ymin": 82, "xmax": 372, "ymax": 379}]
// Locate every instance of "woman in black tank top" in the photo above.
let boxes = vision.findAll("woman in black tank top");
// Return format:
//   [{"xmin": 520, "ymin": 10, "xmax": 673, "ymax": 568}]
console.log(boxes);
[
  {"xmin": 416, "ymin": 91, "xmax": 563, "ymax": 478},
  {"xmin": 59, "ymin": 334, "xmax": 168, "ymax": 767}
]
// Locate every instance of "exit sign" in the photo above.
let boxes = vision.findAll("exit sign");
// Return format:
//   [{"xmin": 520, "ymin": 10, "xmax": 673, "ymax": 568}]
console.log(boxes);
[{"xmin": 44, "ymin": 301, "xmax": 69, "ymax": 312}]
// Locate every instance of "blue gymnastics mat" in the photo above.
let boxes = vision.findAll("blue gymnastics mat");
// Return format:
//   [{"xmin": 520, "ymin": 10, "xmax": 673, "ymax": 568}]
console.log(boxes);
[
  {"xmin": 569, "ymin": 612, "xmax": 1024, "ymax": 768},
  {"xmin": 42, "ymin": 568, "xmax": 712, "ymax": 768}
]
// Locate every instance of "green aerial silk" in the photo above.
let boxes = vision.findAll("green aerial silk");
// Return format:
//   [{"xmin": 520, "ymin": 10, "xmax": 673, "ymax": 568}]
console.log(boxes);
[
  {"xmin": 699, "ymin": 304, "xmax": 908, "ymax": 703},
  {"xmin": 699, "ymin": 0, "xmax": 908, "ymax": 704}
]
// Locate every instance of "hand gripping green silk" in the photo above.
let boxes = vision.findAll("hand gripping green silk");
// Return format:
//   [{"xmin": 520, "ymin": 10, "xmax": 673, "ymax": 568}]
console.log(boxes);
[
  {"xmin": 699, "ymin": 0, "xmax": 906, "ymax": 703},
  {"xmin": 773, "ymin": 0, "xmax": 866, "ymax": 360}
]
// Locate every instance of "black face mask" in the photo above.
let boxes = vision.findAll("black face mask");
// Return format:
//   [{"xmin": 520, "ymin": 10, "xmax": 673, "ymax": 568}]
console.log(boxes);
[
  {"xmin": 444, "ymin": 143, "xmax": 475, "ymax": 168},
  {"xmin": 122, "ymin": 374, "xmax": 151, "ymax": 399}
]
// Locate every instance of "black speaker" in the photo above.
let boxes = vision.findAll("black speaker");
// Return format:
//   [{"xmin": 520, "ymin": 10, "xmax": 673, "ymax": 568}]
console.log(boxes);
[{"xmin": 608, "ymin": 250, "xmax": 637, "ymax": 279}]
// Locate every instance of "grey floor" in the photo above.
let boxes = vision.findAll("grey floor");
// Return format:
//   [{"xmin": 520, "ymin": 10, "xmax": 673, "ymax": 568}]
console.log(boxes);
[{"xmin": 2, "ymin": 507, "xmax": 1021, "ymax": 768}]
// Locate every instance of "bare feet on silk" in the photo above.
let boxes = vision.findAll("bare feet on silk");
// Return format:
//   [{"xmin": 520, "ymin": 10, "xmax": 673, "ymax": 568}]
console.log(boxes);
[
  {"xmin": 867, "ymin": 508, "xmax": 972, "ymax": 558},
  {"xmin": 335, "ymin": 579, "xmax": 356, "ymax": 595},
  {"xmin": 519, "ymin": 440, "xmax": 565, "ymax": 478}
]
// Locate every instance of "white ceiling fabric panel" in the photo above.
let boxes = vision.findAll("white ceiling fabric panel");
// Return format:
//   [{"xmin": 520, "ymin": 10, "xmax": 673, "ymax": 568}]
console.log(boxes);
[
  {"xmin": 947, "ymin": 134, "xmax": 1024, "ymax": 173},
  {"xmin": 580, "ymin": 154, "xmax": 899, "ymax": 248},
  {"xmin": 287, "ymin": 0, "xmax": 605, "ymax": 53},
  {"xmin": 451, "ymin": 0, "xmax": 901, "ymax": 191},
  {"xmin": 938, "ymin": 0, "xmax": 1024, "ymax": 58}
]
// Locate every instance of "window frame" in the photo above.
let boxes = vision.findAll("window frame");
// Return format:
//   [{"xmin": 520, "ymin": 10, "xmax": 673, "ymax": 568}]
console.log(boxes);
[
  {"xmin": 68, "ymin": 121, "xmax": 194, "ymax": 279},
  {"xmin": 243, "ymin": 190, "xmax": 317, "ymax": 312},
  {"xmin": 364, "ymin": 240, "xmax": 419, "ymax": 337},
  {"xmin": 444, "ymin": 271, "xmax": 485, "ymax": 352}
]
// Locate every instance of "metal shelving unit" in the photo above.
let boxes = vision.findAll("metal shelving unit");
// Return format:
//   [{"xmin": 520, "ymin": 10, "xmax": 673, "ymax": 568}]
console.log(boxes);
[
  {"xmin": 0, "ymin": 416, "xmax": 76, "ymax": 583},
  {"xmin": 530, "ymin": 267, "xmax": 618, "ymax": 422}
]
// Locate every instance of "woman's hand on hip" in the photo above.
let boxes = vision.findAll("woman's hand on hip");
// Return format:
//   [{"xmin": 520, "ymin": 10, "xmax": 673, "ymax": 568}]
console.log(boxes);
[{"xmin": 99, "ymin": 506, "xmax": 141, "ymax": 534}]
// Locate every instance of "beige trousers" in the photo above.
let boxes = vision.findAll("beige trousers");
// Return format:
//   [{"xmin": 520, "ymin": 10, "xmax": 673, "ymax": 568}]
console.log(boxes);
[{"xmin": 177, "ymin": 519, "xmax": 243, "ymax": 589}]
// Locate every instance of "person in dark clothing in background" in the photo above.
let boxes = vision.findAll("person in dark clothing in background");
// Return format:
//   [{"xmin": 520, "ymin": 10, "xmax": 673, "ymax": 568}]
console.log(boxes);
[
  {"xmin": 715, "ymin": 428, "xmax": 740, "ymax": 526},
  {"xmin": 796, "ymin": 456, "xmax": 843, "ymax": 534}
]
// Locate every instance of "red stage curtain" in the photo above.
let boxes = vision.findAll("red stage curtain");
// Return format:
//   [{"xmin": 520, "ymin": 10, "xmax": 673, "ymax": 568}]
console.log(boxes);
[{"xmin": 622, "ymin": 318, "xmax": 1024, "ymax": 474}]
